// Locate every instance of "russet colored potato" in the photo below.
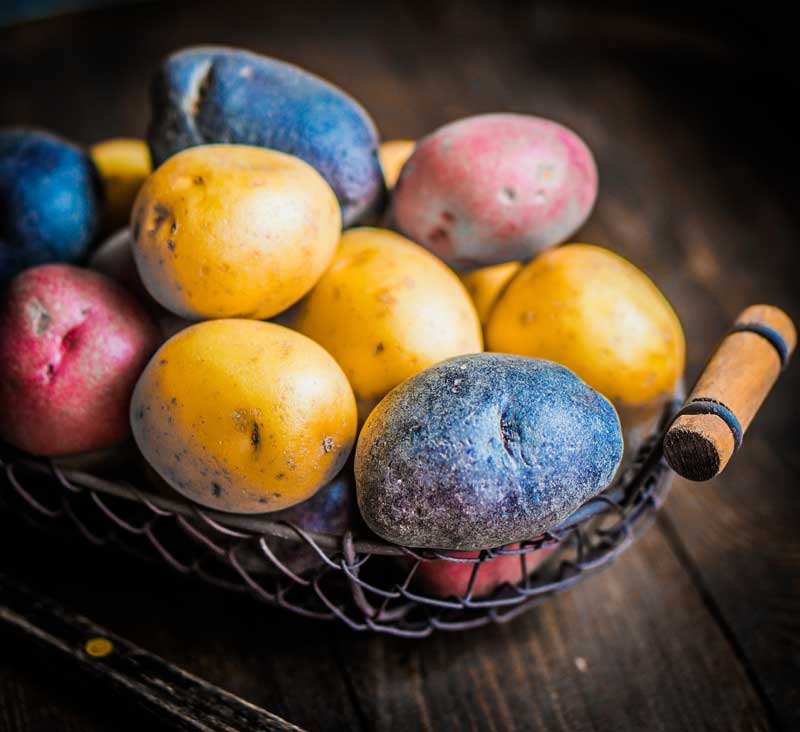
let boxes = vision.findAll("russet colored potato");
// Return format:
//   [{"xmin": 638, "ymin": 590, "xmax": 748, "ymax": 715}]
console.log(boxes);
[
  {"xmin": 131, "ymin": 144, "xmax": 341, "ymax": 320},
  {"xmin": 379, "ymin": 139, "xmax": 415, "ymax": 189},
  {"xmin": 91, "ymin": 138, "xmax": 151, "ymax": 230},
  {"xmin": 0, "ymin": 264, "xmax": 160, "ymax": 456},
  {"xmin": 130, "ymin": 319, "xmax": 357, "ymax": 514},
  {"xmin": 288, "ymin": 227, "xmax": 482, "ymax": 422},
  {"xmin": 459, "ymin": 261, "xmax": 522, "ymax": 327},
  {"xmin": 393, "ymin": 114, "xmax": 597, "ymax": 269},
  {"xmin": 487, "ymin": 244, "xmax": 685, "ymax": 407}
]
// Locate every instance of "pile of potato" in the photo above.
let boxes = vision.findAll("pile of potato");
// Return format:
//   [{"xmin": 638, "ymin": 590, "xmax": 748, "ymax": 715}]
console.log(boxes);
[{"xmin": 0, "ymin": 46, "xmax": 685, "ymax": 598}]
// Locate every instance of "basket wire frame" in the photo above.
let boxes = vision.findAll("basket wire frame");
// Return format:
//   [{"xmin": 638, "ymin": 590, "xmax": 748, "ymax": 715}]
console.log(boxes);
[{"xmin": 0, "ymin": 398, "xmax": 680, "ymax": 637}]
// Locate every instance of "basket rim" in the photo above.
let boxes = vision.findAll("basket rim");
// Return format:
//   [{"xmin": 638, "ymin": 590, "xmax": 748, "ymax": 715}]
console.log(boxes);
[{"xmin": 1, "ymin": 388, "xmax": 683, "ymax": 559}]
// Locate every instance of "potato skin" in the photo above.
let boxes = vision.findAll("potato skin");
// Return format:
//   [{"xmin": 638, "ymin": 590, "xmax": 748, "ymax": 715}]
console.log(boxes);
[
  {"xmin": 89, "ymin": 228, "xmax": 193, "ymax": 341},
  {"xmin": 459, "ymin": 261, "xmax": 522, "ymax": 327},
  {"xmin": 89, "ymin": 228, "xmax": 148, "ymax": 300},
  {"xmin": 90, "ymin": 138, "xmax": 151, "ymax": 231},
  {"xmin": 393, "ymin": 114, "xmax": 597, "ymax": 269},
  {"xmin": 148, "ymin": 46, "xmax": 385, "ymax": 226},
  {"xmin": 487, "ymin": 244, "xmax": 685, "ymax": 407},
  {"xmin": 379, "ymin": 139, "xmax": 415, "ymax": 189},
  {"xmin": 265, "ymin": 470, "xmax": 356, "ymax": 575},
  {"xmin": 288, "ymin": 227, "xmax": 482, "ymax": 422},
  {"xmin": 130, "ymin": 319, "xmax": 357, "ymax": 513},
  {"xmin": 1, "ymin": 129, "xmax": 101, "ymax": 282},
  {"xmin": 0, "ymin": 264, "xmax": 160, "ymax": 456},
  {"xmin": 131, "ymin": 145, "xmax": 341, "ymax": 320},
  {"xmin": 355, "ymin": 353, "xmax": 623, "ymax": 550},
  {"xmin": 403, "ymin": 543, "xmax": 556, "ymax": 599}
]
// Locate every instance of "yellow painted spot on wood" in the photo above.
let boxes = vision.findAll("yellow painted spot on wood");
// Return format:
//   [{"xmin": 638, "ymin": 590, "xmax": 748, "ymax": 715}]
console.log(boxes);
[{"xmin": 85, "ymin": 637, "xmax": 114, "ymax": 658}]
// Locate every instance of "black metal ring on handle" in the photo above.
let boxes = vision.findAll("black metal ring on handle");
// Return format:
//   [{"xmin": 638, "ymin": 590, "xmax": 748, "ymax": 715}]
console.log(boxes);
[
  {"xmin": 730, "ymin": 321, "xmax": 791, "ymax": 370},
  {"xmin": 669, "ymin": 398, "xmax": 743, "ymax": 451}
]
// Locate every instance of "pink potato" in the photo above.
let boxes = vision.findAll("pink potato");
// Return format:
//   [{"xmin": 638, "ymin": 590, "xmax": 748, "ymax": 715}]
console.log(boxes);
[
  {"xmin": 404, "ymin": 543, "xmax": 557, "ymax": 599},
  {"xmin": 0, "ymin": 264, "xmax": 160, "ymax": 456},
  {"xmin": 393, "ymin": 114, "xmax": 597, "ymax": 269}
]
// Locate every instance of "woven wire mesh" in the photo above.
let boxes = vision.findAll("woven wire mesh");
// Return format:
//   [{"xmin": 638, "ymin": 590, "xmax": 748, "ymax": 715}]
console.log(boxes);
[{"xmin": 0, "ymin": 398, "xmax": 679, "ymax": 637}]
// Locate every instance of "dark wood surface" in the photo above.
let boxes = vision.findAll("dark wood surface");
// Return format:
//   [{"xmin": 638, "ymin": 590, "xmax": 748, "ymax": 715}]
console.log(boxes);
[{"xmin": 1, "ymin": 2, "xmax": 798, "ymax": 730}]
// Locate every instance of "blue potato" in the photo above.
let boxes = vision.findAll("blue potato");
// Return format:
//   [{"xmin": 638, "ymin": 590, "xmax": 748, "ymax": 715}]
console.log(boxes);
[
  {"xmin": 355, "ymin": 353, "xmax": 623, "ymax": 550},
  {"xmin": 0, "ymin": 129, "xmax": 101, "ymax": 282},
  {"xmin": 148, "ymin": 46, "xmax": 385, "ymax": 226},
  {"xmin": 260, "ymin": 470, "xmax": 356, "ymax": 576}
]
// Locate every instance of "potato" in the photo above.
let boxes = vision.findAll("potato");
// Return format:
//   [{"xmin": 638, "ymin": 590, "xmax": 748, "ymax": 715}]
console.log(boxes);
[
  {"xmin": 145, "ymin": 461, "xmax": 356, "ymax": 576},
  {"xmin": 486, "ymin": 244, "xmax": 685, "ymax": 408},
  {"xmin": 379, "ymin": 139, "xmax": 415, "ymax": 189},
  {"xmin": 403, "ymin": 544, "xmax": 556, "ymax": 599},
  {"xmin": 0, "ymin": 264, "xmax": 160, "ymax": 456},
  {"xmin": 148, "ymin": 46, "xmax": 385, "ymax": 226},
  {"xmin": 288, "ymin": 227, "xmax": 482, "ymax": 422},
  {"xmin": 131, "ymin": 144, "xmax": 341, "ymax": 320},
  {"xmin": 89, "ymin": 228, "xmax": 194, "ymax": 341},
  {"xmin": 393, "ymin": 114, "xmax": 597, "ymax": 269},
  {"xmin": 90, "ymin": 138, "xmax": 151, "ymax": 230},
  {"xmin": 355, "ymin": 353, "xmax": 623, "ymax": 550},
  {"xmin": 459, "ymin": 261, "xmax": 522, "ymax": 327},
  {"xmin": 1, "ymin": 128, "xmax": 101, "ymax": 282},
  {"xmin": 89, "ymin": 227, "xmax": 148, "ymax": 299},
  {"xmin": 130, "ymin": 319, "xmax": 357, "ymax": 513},
  {"xmin": 265, "ymin": 470, "xmax": 356, "ymax": 575}
]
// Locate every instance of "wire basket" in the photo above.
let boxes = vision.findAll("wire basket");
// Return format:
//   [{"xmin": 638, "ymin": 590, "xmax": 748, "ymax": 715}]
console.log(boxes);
[{"xmin": 0, "ymin": 393, "xmax": 679, "ymax": 638}]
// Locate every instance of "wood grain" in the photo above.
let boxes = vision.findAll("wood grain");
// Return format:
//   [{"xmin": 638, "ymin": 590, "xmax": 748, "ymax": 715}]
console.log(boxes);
[
  {"xmin": 1, "ymin": 1, "xmax": 798, "ymax": 731},
  {"xmin": 0, "ymin": 572, "xmax": 305, "ymax": 732}
]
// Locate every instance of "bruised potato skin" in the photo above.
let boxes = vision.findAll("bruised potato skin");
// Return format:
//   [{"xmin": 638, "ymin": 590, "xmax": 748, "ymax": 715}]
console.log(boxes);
[
  {"xmin": 130, "ymin": 319, "xmax": 357, "ymax": 513},
  {"xmin": 459, "ymin": 261, "xmax": 522, "ymax": 328},
  {"xmin": 487, "ymin": 244, "xmax": 685, "ymax": 407},
  {"xmin": 131, "ymin": 144, "xmax": 341, "ymax": 320},
  {"xmin": 288, "ymin": 227, "xmax": 483, "ymax": 422}
]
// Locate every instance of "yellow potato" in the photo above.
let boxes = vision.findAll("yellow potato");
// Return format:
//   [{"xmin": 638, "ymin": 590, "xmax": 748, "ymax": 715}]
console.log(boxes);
[
  {"xmin": 289, "ymin": 227, "xmax": 483, "ymax": 422},
  {"xmin": 91, "ymin": 138, "xmax": 152, "ymax": 229},
  {"xmin": 459, "ymin": 261, "xmax": 522, "ymax": 327},
  {"xmin": 130, "ymin": 319, "xmax": 357, "ymax": 513},
  {"xmin": 379, "ymin": 139, "xmax": 415, "ymax": 189},
  {"xmin": 131, "ymin": 144, "xmax": 341, "ymax": 320},
  {"xmin": 487, "ymin": 243, "xmax": 685, "ymax": 407}
]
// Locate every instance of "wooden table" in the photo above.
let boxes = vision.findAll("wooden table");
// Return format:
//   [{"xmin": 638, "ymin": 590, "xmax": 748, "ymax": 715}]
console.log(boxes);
[{"xmin": 1, "ymin": 2, "xmax": 798, "ymax": 730}]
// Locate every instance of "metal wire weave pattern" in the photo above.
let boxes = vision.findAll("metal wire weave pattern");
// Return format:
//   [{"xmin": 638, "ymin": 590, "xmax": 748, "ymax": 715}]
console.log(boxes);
[{"xmin": 0, "ymin": 400, "xmax": 678, "ymax": 637}]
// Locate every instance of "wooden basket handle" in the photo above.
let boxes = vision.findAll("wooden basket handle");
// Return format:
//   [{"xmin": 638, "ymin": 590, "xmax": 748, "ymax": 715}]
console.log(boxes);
[{"xmin": 663, "ymin": 304, "xmax": 796, "ymax": 481}]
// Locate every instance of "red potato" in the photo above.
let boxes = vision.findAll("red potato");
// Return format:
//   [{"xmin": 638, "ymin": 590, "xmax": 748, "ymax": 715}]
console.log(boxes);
[
  {"xmin": 393, "ymin": 114, "xmax": 598, "ymax": 269},
  {"xmin": 405, "ymin": 543, "xmax": 557, "ymax": 599},
  {"xmin": 0, "ymin": 264, "xmax": 160, "ymax": 456}
]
